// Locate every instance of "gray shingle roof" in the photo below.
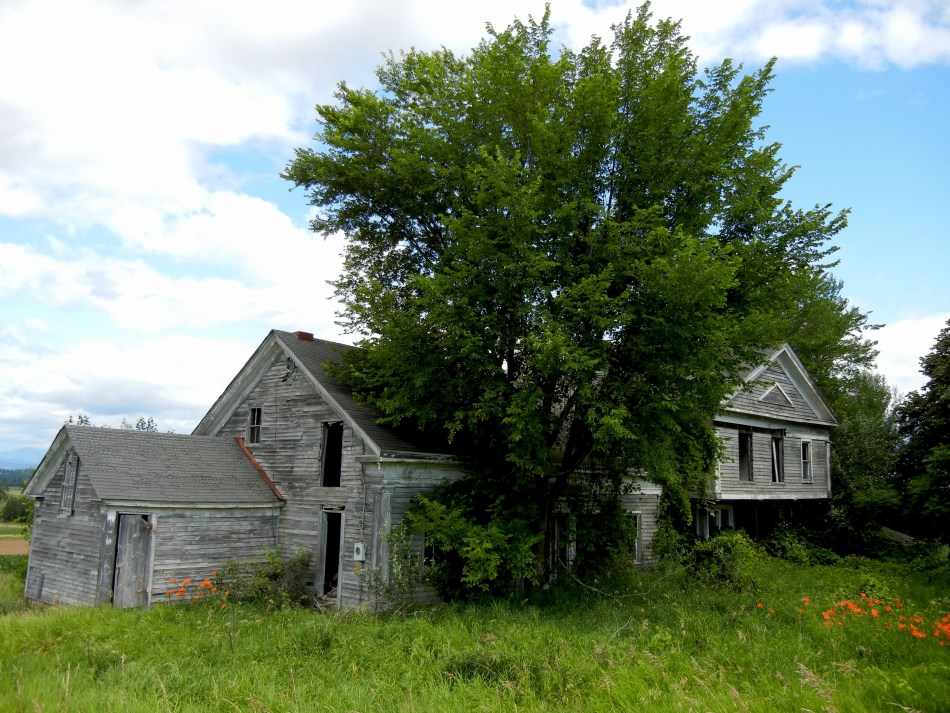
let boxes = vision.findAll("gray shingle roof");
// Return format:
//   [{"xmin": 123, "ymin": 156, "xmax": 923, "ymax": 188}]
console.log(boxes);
[
  {"xmin": 273, "ymin": 331, "xmax": 450, "ymax": 457},
  {"xmin": 64, "ymin": 426, "xmax": 282, "ymax": 504}
]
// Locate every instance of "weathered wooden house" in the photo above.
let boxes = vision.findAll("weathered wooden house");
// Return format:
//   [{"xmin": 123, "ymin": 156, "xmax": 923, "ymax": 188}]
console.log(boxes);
[
  {"xmin": 24, "ymin": 330, "xmax": 458, "ymax": 608},
  {"xmin": 23, "ymin": 331, "xmax": 834, "ymax": 608},
  {"xmin": 697, "ymin": 343, "xmax": 838, "ymax": 538},
  {"xmin": 23, "ymin": 427, "xmax": 283, "ymax": 607}
]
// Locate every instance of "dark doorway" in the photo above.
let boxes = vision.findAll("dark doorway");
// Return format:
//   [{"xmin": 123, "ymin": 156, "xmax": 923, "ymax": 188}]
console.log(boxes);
[{"xmin": 322, "ymin": 511, "xmax": 342, "ymax": 596}]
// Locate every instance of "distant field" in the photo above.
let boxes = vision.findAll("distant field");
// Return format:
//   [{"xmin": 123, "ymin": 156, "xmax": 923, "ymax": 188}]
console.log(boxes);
[
  {"xmin": 0, "ymin": 554, "xmax": 948, "ymax": 711},
  {"xmin": 0, "ymin": 524, "xmax": 28, "ymax": 555}
]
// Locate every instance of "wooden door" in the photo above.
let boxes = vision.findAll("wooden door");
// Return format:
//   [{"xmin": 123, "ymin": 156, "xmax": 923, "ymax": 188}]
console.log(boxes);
[{"xmin": 113, "ymin": 513, "xmax": 152, "ymax": 608}]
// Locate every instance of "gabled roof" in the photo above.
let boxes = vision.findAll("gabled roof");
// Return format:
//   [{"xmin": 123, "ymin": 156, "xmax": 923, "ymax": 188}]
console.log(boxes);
[
  {"xmin": 24, "ymin": 426, "xmax": 284, "ymax": 505},
  {"xmin": 192, "ymin": 330, "xmax": 452, "ymax": 459},
  {"xmin": 722, "ymin": 343, "xmax": 838, "ymax": 427}
]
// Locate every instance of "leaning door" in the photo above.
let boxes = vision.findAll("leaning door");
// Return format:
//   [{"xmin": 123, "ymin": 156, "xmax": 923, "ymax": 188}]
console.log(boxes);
[{"xmin": 113, "ymin": 513, "xmax": 152, "ymax": 608}]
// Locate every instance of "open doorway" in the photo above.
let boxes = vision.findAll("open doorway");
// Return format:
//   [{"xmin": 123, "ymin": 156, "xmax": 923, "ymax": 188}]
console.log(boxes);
[{"xmin": 320, "ymin": 509, "xmax": 343, "ymax": 598}]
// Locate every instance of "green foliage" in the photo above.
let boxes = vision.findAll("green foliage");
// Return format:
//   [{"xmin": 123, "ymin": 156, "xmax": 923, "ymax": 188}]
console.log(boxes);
[
  {"xmin": 896, "ymin": 318, "xmax": 950, "ymax": 545},
  {"xmin": 404, "ymin": 495, "xmax": 541, "ymax": 597},
  {"xmin": 218, "ymin": 549, "xmax": 313, "ymax": 609},
  {"xmin": 0, "ymin": 492, "xmax": 30, "ymax": 523},
  {"xmin": 359, "ymin": 523, "xmax": 424, "ymax": 612},
  {"xmin": 763, "ymin": 522, "xmax": 839, "ymax": 566},
  {"xmin": 284, "ymin": 4, "xmax": 845, "ymax": 584},
  {"xmin": 689, "ymin": 530, "xmax": 760, "ymax": 591},
  {"xmin": 0, "ymin": 469, "xmax": 31, "ymax": 489}
]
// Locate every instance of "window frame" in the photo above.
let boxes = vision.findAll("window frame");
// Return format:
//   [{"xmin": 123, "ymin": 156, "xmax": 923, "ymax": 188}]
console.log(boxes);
[
  {"xmin": 771, "ymin": 434, "xmax": 785, "ymax": 483},
  {"xmin": 738, "ymin": 431, "xmax": 753, "ymax": 482},
  {"xmin": 801, "ymin": 440, "xmax": 813, "ymax": 483},
  {"xmin": 321, "ymin": 421, "xmax": 344, "ymax": 487},
  {"xmin": 247, "ymin": 407, "xmax": 263, "ymax": 444}
]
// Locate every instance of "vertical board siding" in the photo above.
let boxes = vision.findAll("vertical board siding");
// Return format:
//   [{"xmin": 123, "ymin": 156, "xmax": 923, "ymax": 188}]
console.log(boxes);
[
  {"xmin": 714, "ymin": 424, "xmax": 831, "ymax": 500},
  {"xmin": 216, "ymin": 356, "xmax": 385, "ymax": 605},
  {"xmin": 26, "ymin": 464, "xmax": 105, "ymax": 605}
]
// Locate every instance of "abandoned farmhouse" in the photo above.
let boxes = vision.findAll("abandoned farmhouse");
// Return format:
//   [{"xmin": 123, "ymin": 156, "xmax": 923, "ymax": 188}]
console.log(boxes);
[{"xmin": 23, "ymin": 330, "xmax": 837, "ymax": 608}]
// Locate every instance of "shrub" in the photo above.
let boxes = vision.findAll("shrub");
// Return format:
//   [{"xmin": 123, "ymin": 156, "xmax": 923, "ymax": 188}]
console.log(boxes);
[
  {"xmin": 218, "ymin": 549, "xmax": 313, "ymax": 609},
  {"xmin": 689, "ymin": 530, "xmax": 759, "ymax": 591},
  {"xmin": 359, "ymin": 523, "xmax": 424, "ymax": 613}
]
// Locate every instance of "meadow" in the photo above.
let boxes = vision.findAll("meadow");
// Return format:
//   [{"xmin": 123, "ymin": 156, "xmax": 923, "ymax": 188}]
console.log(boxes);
[{"xmin": 1, "ymin": 553, "xmax": 948, "ymax": 712}]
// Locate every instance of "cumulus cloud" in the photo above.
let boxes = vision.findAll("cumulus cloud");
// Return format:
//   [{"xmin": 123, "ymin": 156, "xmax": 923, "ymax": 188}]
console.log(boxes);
[
  {"xmin": 874, "ymin": 313, "xmax": 950, "ymax": 397},
  {"xmin": 1, "ymin": 0, "xmax": 948, "ymax": 452}
]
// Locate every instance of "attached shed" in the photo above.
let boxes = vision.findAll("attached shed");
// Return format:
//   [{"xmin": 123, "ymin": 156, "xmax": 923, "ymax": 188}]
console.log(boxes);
[{"xmin": 23, "ymin": 426, "xmax": 284, "ymax": 607}]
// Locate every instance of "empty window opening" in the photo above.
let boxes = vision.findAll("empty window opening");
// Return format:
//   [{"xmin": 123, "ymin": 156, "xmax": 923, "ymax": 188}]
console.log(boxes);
[
  {"xmin": 322, "ymin": 511, "xmax": 342, "ymax": 596},
  {"xmin": 322, "ymin": 422, "xmax": 344, "ymax": 487},
  {"xmin": 771, "ymin": 436, "xmax": 784, "ymax": 483},
  {"xmin": 738, "ymin": 432, "xmax": 753, "ymax": 482},
  {"xmin": 247, "ymin": 407, "xmax": 262, "ymax": 444},
  {"xmin": 801, "ymin": 441, "xmax": 812, "ymax": 483}
]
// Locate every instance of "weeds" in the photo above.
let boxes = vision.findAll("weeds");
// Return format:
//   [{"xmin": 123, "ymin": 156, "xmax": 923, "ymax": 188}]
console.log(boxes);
[{"xmin": 1, "ymin": 553, "xmax": 948, "ymax": 712}]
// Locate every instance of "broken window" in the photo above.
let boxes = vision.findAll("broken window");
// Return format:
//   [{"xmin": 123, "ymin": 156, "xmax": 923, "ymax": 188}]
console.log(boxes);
[
  {"xmin": 247, "ymin": 407, "xmax": 262, "ymax": 444},
  {"xmin": 801, "ymin": 441, "xmax": 812, "ymax": 483},
  {"xmin": 771, "ymin": 435, "xmax": 784, "ymax": 483},
  {"xmin": 58, "ymin": 451, "xmax": 79, "ymax": 517},
  {"xmin": 738, "ymin": 431, "xmax": 753, "ymax": 482},
  {"xmin": 322, "ymin": 421, "xmax": 344, "ymax": 487}
]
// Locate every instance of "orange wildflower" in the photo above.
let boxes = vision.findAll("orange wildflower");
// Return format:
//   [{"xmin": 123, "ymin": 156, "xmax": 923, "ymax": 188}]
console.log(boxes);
[
  {"xmin": 871, "ymin": 610, "xmax": 879, "ymax": 618},
  {"xmin": 757, "ymin": 603, "xmax": 763, "ymax": 609}
]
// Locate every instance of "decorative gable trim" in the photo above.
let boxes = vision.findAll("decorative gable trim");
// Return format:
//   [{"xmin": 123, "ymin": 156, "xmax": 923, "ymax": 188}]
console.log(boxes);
[
  {"xmin": 725, "ymin": 344, "xmax": 837, "ymax": 426},
  {"xmin": 759, "ymin": 382, "xmax": 793, "ymax": 407}
]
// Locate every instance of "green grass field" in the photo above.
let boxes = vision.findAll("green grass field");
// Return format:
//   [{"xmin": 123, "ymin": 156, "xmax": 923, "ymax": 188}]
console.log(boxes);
[
  {"xmin": 0, "ymin": 522, "xmax": 24, "ymax": 538},
  {"xmin": 1, "ymin": 554, "xmax": 948, "ymax": 712}
]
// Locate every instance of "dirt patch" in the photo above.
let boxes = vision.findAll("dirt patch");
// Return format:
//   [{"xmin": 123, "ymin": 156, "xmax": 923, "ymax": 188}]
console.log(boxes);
[{"xmin": 0, "ymin": 539, "xmax": 29, "ymax": 555}]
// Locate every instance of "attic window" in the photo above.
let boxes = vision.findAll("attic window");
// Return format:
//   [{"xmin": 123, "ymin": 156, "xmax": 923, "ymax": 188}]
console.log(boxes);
[
  {"xmin": 59, "ymin": 451, "xmax": 79, "ymax": 517},
  {"xmin": 322, "ymin": 422, "xmax": 343, "ymax": 487},
  {"xmin": 248, "ymin": 407, "xmax": 262, "ymax": 444}
]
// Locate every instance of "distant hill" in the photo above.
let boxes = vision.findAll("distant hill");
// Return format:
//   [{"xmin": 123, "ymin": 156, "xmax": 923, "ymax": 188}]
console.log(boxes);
[{"xmin": 0, "ymin": 448, "xmax": 45, "ymax": 470}]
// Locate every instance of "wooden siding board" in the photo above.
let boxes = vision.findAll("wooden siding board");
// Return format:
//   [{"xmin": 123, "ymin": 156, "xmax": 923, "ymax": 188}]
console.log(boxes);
[
  {"xmin": 25, "ymin": 462, "xmax": 105, "ymax": 605},
  {"xmin": 727, "ymin": 365, "xmax": 825, "ymax": 424},
  {"xmin": 149, "ymin": 508, "xmax": 280, "ymax": 598}
]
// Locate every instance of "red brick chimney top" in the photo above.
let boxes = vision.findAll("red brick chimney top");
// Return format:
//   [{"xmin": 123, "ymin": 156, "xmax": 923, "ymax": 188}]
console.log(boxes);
[{"xmin": 293, "ymin": 331, "xmax": 314, "ymax": 342}]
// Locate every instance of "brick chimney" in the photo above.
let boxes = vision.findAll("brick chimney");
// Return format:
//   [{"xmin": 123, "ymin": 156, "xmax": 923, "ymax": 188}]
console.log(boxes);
[{"xmin": 293, "ymin": 331, "xmax": 314, "ymax": 342}]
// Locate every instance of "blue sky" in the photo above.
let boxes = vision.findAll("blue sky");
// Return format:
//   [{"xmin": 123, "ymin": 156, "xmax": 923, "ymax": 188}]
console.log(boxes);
[{"xmin": 1, "ymin": 0, "xmax": 948, "ymax": 453}]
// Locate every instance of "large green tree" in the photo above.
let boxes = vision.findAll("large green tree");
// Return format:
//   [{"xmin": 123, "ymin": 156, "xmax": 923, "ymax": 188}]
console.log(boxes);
[
  {"xmin": 284, "ymin": 6, "xmax": 845, "ymax": 588},
  {"xmin": 895, "ymin": 319, "xmax": 950, "ymax": 545}
]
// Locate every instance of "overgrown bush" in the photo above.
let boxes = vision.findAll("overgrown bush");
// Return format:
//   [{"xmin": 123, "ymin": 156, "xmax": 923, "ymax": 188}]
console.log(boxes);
[
  {"xmin": 763, "ymin": 522, "xmax": 840, "ymax": 566},
  {"xmin": 358, "ymin": 523, "xmax": 424, "ymax": 613},
  {"xmin": 218, "ymin": 549, "xmax": 313, "ymax": 609},
  {"xmin": 689, "ymin": 530, "xmax": 759, "ymax": 591}
]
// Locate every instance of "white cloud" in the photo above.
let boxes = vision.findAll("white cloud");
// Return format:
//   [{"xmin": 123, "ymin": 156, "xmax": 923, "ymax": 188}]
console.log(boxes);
[
  {"xmin": 874, "ymin": 313, "xmax": 949, "ymax": 396},
  {"xmin": 1, "ymin": 0, "xmax": 948, "ymax": 454}
]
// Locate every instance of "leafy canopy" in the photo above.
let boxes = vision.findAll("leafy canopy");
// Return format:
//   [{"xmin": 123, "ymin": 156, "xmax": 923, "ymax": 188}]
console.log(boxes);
[
  {"xmin": 284, "ymin": 5, "xmax": 845, "ymax": 587},
  {"xmin": 895, "ymin": 318, "xmax": 950, "ymax": 544}
]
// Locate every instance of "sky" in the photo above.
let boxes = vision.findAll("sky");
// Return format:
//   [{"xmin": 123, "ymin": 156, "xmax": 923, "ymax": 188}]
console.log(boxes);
[{"xmin": 1, "ymin": 0, "xmax": 948, "ymax": 453}]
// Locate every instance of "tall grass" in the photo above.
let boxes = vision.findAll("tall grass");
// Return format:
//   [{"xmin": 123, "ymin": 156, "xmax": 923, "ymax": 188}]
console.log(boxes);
[{"xmin": 1, "ymin": 554, "xmax": 947, "ymax": 712}]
